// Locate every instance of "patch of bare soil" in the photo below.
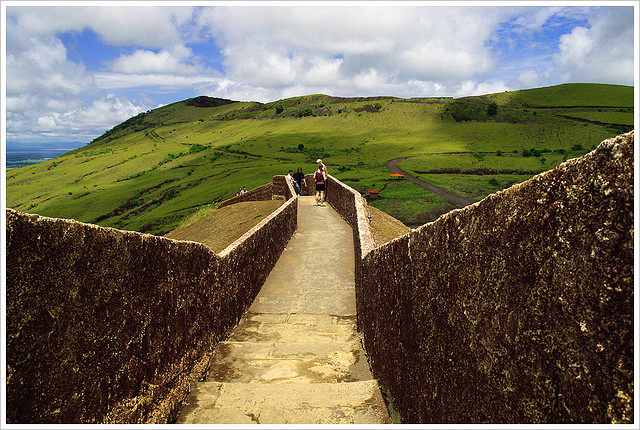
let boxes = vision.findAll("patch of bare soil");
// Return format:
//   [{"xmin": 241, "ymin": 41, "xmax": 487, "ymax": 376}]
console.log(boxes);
[
  {"xmin": 165, "ymin": 200, "xmax": 285, "ymax": 253},
  {"xmin": 365, "ymin": 205, "xmax": 412, "ymax": 247}
]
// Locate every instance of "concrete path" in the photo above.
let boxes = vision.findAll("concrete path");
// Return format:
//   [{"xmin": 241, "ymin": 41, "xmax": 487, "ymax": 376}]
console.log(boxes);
[{"xmin": 176, "ymin": 196, "xmax": 392, "ymax": 425}]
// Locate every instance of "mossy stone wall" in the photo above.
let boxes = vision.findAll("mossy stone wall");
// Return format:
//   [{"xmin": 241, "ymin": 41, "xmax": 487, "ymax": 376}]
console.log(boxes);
[
  {"xmin": 330, "ymin": 132, "xmax": 634, "ymax": 424},
  {"xmin": 5, "ymin": 191, "xmax": 297, "ymax": 423}
]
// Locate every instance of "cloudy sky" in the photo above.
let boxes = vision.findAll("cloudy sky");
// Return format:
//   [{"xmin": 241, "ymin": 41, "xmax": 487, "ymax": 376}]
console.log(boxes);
[{"xmin": 2, "ymin": 1, "xmax": 637, "ymax": 149}]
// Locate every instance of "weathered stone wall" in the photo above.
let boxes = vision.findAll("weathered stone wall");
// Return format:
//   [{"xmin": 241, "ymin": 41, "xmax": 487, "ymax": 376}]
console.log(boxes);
[
  {"xmin": 328, "ymin": 132, "xmax": 634, "ymax": 424},
  {"xmin": 302, "ymin": 173, "xmax": 317, "ymax": 196},
  {"xmin": 217, "ymin": 175, "xmax": 295, "ymax": 209},
  {"xmin": 272, "ymin": 174, "xmax": 295, "ymax": 200},
  {"xmin": 5, "ymin": 194, "xmax": 298, "ymax": 424},
  {"xmin": 217, "ymin": 183, "xmax": 274, "ymax": 209}
]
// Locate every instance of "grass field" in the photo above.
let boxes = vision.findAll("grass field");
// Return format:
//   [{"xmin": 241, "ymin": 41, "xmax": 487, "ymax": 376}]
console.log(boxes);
[{"xmin": 6, "ymin": 83, "xmax": 634, "ymax": 234}]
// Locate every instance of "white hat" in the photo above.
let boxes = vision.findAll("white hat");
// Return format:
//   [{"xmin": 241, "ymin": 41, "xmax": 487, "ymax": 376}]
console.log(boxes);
[{"xmin": 316, "ymin": 159, "xmax": 322, "ymax": 164}]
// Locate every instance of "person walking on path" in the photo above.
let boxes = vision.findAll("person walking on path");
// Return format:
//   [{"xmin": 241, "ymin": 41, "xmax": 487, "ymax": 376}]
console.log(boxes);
[
  {"xmin": 292, "ymin": 167, "xmax": 306, "ymax": 196},
  {"xmin": 314, "ymin": 161, "xmax": 327, "ymax": 206},
  {"xmin": 286, "ymin": 169, "xmax": 295, "ymax": 189},
  {"xmin": 317, "ymin": 159, "xmax": 328, "ymax": 202}
]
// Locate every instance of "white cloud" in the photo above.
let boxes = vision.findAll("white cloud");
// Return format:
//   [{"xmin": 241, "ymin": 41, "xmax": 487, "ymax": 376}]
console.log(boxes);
[
  {"xmin": 109, "ymin": 45, "xmax": 205, "ymax": 75},
  {"xmin": 4, "ymin": 6, "xmax": 196, "ymax": 144},
  {"xmin": 552, "ymin": 6, "xmax": 634, "ymax": 84},
  {"xmin": 93, "ymin": 72, "xmax": 222, "ymax": 91},
  {"xmin": 515, "ymin": 70, "xmax": 541, "ymax": 88},
  {"xmin": 6, "ymin": 36, "xmax": 97, "ymax": 97},
  {"xmin": 200, "ymin": 6, "xmax": 511, "ymax": 93},
  {"xmin": 16, "ymin": 94, "xmax": 144, "ymax": 140},
  {"xmin": 7, "ymin": 6, "xmax": 196, "ymax": 48},
  {"xmin": 4, "ymin": 4, "xmax": 635, "ymax": 147},
  {"xmin": 5, "ymin": 32, "xmax": 144, "ymax": 142}
]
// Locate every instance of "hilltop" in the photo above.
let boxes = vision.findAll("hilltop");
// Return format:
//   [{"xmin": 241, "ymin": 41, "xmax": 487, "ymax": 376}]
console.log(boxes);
[{"xmin": 5, "ymin": 83, "xmax": 634, "ymax": 234}]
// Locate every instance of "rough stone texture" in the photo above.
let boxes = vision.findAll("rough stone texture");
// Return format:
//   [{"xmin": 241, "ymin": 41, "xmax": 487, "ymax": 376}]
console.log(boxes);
[
  {"xmin": 302, "ymin": 173, "xmax": 318, "ymax": 196},
  {"xmin": 218, "ymin": 183, "xmax": 275, "ymax": 209},
  {"xmin": 218, "ymin": 175, "xmax": 295, "ymax": 209},
  {"xmin": 354, "ymin": 132, "xmax": 634, "ymax": 423},
  {"xmin": 177, "ymin": 381, "xmax": 390, "ymax": 424},
  {"xmin": 5, "ymin": 192, "xmax": 298, "ymax": 424},
  {"xmin": 5, "ymin": 133, "xmax": 634, "ymax": 424},
  {"xmin": 271, "ymin": 174, "xmax": 295, "ymax": 200}
]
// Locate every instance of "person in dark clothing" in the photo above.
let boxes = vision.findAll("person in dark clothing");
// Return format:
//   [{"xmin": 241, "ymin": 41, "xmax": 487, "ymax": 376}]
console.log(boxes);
[{"xmin": 292, "ymin": 167, "xmax": 306, "ymax": 196}]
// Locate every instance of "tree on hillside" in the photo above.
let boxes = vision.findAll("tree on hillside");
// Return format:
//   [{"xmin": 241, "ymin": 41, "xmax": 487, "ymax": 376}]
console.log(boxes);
[{"xmin": 487, "ymin": 102, "xmax": 498, "ymax": 116}]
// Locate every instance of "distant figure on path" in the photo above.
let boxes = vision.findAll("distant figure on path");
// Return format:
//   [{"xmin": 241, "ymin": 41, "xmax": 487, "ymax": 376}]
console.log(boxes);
[
  {"xmin": 314, "ymin": 161, "xmax": 327, "ymax": 206},
  {"xmin": 241, "ymin": 186, "xmax": 247, "ymax": 194},
  {"xmin": 317, "ymin": 159, "xmax": 328, "ymax": 202},
  {"xmin": 236, "ymin": 187, "xmax": 242, "ymax": 196},
  {"xmin": 292, "ymin": 167, "xmax": 306, "ymax": 196}
]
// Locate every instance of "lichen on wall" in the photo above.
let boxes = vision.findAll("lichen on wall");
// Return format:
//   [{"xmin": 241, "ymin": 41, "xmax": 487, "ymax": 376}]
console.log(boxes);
[
  {"xmin": 354, "ymin": 131, "xmax": 634, "ymax": 423},
  {"xmin": 5, "ymin": 187, "xmax": 298, "ymax": 424}
]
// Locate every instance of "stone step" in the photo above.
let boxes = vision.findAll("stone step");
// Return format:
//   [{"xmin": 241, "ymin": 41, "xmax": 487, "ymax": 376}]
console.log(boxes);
[
  {"xmin": 207, "ymin": 339, "xmax": 372, "ymax": 383},
  {"xmin": 226, "ymin": 312, "xmax": 358, "ymax": 344},
  {"xmin": 176, "ymin": 380, "xmax": 392, "ymax": 424}
]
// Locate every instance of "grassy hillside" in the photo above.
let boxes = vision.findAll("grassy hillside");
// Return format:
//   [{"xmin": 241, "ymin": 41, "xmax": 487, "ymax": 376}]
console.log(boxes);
[
  {"xmin": 164, "ymin": 200, "xmax": 284, "ymax": 253},
  {"xmin": 5, "ymin": 84, "xmax": 634, "ymax": 234}
]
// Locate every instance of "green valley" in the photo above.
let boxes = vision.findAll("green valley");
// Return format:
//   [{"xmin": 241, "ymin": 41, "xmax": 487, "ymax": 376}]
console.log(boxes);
[{"xmin": 5, "ymin": 83, "xmax": 634, "ymax": 234}]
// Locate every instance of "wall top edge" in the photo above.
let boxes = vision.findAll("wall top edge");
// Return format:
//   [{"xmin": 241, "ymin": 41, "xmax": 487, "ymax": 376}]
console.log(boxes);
[
  {"xmin": 5, "ymin": 207, "xmax": 222, "ymax": 260},
  {"xmin": 217, "ymin": 194, "xmax": 298, "ymax": 258}
]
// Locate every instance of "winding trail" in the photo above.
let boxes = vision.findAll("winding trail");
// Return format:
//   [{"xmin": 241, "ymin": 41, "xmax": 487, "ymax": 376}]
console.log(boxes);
[{"xmin": 386, "ymin": 157, "xmax": 476, "ymax": 208}]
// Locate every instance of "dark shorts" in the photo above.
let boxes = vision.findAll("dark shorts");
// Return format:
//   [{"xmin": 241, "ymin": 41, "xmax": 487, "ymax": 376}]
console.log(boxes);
[{"xmin": 316, "ymin": 183, "xmax": 326, "ymax": 192}]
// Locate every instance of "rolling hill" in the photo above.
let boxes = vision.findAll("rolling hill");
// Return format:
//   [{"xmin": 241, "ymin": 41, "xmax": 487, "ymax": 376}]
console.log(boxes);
[{"xmin": 5, "ymin": 83, "xmax": 634, "ymax": 234}]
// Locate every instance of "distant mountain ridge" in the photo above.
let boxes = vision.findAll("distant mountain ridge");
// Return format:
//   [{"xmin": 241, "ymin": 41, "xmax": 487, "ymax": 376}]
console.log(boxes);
[
  {"xmin": 6, "ymin": 83, "xmax": 634, "ymax": 235},
  {"xmin": 185, "ymin": 96, "xmax": 236, "ymax": 108}
]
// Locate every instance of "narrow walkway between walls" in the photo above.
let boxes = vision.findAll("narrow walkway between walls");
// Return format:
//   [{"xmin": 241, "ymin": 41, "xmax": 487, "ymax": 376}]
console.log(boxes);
[{"xmin": 176, "ymin": 196, "xmax": 391, "ymax": 424}]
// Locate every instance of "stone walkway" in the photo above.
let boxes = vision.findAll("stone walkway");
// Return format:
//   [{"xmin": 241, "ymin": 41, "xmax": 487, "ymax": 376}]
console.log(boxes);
[{"xmin": 176, "ymin": 196, "xmax": 391, "ymax": 424}]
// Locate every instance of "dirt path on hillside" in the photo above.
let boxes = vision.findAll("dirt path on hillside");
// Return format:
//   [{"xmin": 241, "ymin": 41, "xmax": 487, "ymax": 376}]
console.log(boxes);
[{"xmin": 386, "ymin": 157, "xmax": 476, "ymax": 208}]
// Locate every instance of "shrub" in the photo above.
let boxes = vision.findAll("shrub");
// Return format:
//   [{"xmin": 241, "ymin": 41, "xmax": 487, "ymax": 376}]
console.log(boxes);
[
  {"xmin": 298, "ymin": 143, "xmax": 305, "ymax": 151},
  {"xmin": 487, "ymin": 102, "xmax": 498, "ymax": 116},
  {"xmin": 275, "ymin": 104, "xmax": 284, "ymax": 114},
  {"xmin": 165, "ymin": 189, "xmax": 179, "ymax": 200},
  {"xmin": 189, "ymin": 144, "xmax": 210, "ymax": 154},
  {"xmin": 488, "ymin": 178, "xmax": 499, "ymax": 187},
  {"xmin": 298, "ymin": 108, "xmax": 313, "ymax": 117}
]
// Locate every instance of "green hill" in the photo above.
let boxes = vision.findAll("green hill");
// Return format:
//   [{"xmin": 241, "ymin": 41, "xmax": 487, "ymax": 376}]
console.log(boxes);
[{"xmin": 5, "ymin": 84, "xmax": 634, "ymax": 234}]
